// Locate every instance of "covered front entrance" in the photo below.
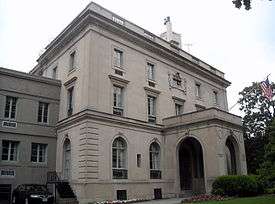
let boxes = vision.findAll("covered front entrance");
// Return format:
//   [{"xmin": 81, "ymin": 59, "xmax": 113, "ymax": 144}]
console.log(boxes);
[{"xmin": 178, "ymin": 137, "xmax": 205, "ymax": 193}]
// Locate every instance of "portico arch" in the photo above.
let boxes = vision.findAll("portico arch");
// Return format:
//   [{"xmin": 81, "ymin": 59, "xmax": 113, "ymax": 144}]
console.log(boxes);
[
  {"xmin": 178, "ymin": 137, "xmax": 205, "ymax": 193},
  {"xmin": 225, "ymin": 135, "xmax": 240, "ymax": 175}
]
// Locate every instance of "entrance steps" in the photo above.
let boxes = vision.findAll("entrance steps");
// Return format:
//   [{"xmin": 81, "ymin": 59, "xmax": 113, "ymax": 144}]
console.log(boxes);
[
  {"xmin": 57, "ymin": 198, "xmax": 79, "ymax": 204},
  {"xmin": 177, "ymin": 190, "xmax": 193, "ymax": 198}
]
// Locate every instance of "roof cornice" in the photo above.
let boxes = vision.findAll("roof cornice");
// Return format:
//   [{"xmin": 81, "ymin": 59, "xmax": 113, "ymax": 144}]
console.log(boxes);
[
  {"xmin": 34, "ymin": 6, "xmax": 230, "ymax": 87},
  {"xmin": 0, "ymin": 67, "xmax": 61, "ymax": 86}
]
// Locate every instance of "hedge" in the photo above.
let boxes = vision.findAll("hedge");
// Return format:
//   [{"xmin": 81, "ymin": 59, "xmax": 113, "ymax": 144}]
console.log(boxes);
[{"xmin": 212, "ymin": 175, "xmax": 263, "ymax": 197}]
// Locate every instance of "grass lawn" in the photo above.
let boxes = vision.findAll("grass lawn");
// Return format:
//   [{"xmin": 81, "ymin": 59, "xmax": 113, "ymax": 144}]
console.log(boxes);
[{"xmin": 186, "ymin": 195, "xmax": 275, "ymax": 204}]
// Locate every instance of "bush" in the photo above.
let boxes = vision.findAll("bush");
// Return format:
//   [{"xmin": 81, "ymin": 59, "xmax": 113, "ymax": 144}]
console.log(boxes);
[{"xmin": 212, "ymin": 175, "xmax": 262, "ymax": 197}]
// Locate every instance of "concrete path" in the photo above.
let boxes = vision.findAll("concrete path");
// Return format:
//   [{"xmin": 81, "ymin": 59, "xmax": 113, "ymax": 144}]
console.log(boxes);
[{"xmin": 136, "ymin": 198, "xmax": 182, "ymax": 204}]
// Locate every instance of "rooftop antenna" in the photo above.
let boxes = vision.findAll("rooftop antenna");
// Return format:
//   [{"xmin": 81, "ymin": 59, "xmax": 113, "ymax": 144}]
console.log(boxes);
[{"xmin": 164, "ymin": 16, "xmax": 172, "ymax": 42}]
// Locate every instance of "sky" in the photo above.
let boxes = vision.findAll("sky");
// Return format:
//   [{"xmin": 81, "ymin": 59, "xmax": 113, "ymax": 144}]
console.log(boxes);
[{"xmin": 0, "ymin": 0, "xmax": 274, "ymax": 115}]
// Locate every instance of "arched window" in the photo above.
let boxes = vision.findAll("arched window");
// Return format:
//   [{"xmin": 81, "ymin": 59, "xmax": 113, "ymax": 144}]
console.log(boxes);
[
  {"xmin": 63, "ymin": 138, "xmax": 71, "ymax": 180},
  {"xmin": 225, "ymin": 138, "xmax": 237, "ymax": 175},
  {"xmin": 112, "ymin": 137, "xmax": 127, "ymax": 179},
  {"xmin": 149, "ymin": 142, "xmax": 161, "ymax": 179}
]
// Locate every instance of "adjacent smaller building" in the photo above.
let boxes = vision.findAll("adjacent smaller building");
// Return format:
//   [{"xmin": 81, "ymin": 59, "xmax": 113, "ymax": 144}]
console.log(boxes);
[{"xmin": 0, "ymin": 67, "xmax": 60, "ymax": 204}]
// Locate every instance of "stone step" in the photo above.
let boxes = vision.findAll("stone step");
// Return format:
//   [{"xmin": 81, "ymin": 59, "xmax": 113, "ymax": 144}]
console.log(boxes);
[{"xmin": 57, "ymin": 198, "xmax": 79, "ymax": 204}]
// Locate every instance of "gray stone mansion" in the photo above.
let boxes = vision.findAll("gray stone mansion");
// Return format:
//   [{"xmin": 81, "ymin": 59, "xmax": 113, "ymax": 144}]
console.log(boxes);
[{"xmin": 0, "ymin": 2, "xmax": 247, "ymax": 203}]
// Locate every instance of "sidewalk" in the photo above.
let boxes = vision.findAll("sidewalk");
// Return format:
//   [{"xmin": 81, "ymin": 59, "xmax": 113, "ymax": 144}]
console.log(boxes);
[{"xmin": 135, "ymin": 198, "xmax": 182, "ymax": 204}]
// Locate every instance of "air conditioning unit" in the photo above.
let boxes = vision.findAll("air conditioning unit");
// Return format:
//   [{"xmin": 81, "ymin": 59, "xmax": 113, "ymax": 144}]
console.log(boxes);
[{"xmin": 2, "ymin": 121, "xmax": 17, "ymax": 128}]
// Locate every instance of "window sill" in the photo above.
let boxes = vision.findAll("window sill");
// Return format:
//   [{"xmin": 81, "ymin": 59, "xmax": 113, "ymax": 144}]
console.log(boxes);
[
  {"xmin": 114, "ymin": 65, "xmax": 124, "ymax": 70},
  {"xmin": 0, "ymin": 160, "xmax": 19, "ymax": 166},
  {"xmin": 31, "ymin": 162, "xmax": 47, "ymax": 165}
]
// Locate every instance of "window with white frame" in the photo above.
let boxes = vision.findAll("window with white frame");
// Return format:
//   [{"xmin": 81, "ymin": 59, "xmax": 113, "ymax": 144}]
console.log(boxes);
[
  {"xmin": 175, "ymin": 103, "xmax": 183, "ymax": 115},
  {"xmin": 31, "ymin": 143, "xmax": 47, "ymax": 163},
  {"xmin": 4, "ymin": 96, "xmax": 17, "ymax": 119},
  {"xmin": 112, "ymin": 137, "xmax": 127, "ymax": 179},
  {"xmin": 147, "ymin": 63, "xmax": 155, "ymax": 81},
  {"xmin": 149, "ymin": 142, "xmax": 161, "ymax": 179},
  {"xmin": 114, "ymin": 49, "xmax": 123, "ymax": 68},
  {"xmin": 147, "ymin": 95, "xmax": 156, "ymax": 123},
  {"xmin": 69, "ymin": 51, "xmax": 76, "ymax": 71},
  {"xmin": 67, "ymin": 87, "xmax": 74, "ymax": 117},
  {"xmin": 38, "ymin": 102, "xmax": 49, "ymax": 123},
  {"xmin": 2, "ymin": 140, "xmax": 19, "ymax": 161},
  {"xmin": 113, "ymin": 85, "xmax": 124, "ymax": 116},
  {"xmin": 195, "ymin": 83, "xmax": 201, "ymax": 98}
]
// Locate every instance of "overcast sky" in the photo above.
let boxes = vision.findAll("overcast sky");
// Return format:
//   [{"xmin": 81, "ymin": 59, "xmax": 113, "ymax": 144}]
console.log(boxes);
[{"xmin": 0, "ymin": 0, "xmax": 274, "ymax": 115}]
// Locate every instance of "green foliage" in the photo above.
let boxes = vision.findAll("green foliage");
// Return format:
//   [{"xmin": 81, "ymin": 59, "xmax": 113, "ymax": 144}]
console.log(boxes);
[
  {"xmin": 233, "ymin": 0, "xmax": 272, "ymax": 10},
  {"xmin": 212, "ymin": 175, "xmax": 262, "ymax": 197},
  {"xmin": 189, "ymin": 195, "xmax": 275, "ymax": 204},
  {"xmin": 258, "ymin": 119, "xmax": 275, "ymax": 189},
  {"xmin": 238, "ymin": 82, "xmax": 275, "ymax": 174}
]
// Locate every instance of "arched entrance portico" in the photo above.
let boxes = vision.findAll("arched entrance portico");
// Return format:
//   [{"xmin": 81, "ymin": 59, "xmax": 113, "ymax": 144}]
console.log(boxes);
[
  {"xmin": 225, "ymin": 136, "xmax": 238, "ymax": 175},
  {"xmin": 178, "ymin": 137, "xmax": 205, "ymax": 193}
]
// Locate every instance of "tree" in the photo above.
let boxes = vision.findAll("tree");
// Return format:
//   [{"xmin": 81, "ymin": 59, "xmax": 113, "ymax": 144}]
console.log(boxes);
[
  {"xmin": 233, "ymin": 0, "xmax": 272, "ymax": 10},
  {"xmin": 258, "ymin": 119, "xmax": 275, "ymax": 189},
  {"xmin": 238, "ymin": 82, "xmax": 275, "ymax": 173}
]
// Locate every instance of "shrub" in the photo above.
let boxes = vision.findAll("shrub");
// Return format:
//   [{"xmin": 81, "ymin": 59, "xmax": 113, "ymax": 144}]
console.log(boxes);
[
  {"xmin": 212, "ymin": 175, "xmax": 261, "ymax": 197},
  {"xmin": 182, "ymin": 194, "xmax": 224, "ymax": 203}
]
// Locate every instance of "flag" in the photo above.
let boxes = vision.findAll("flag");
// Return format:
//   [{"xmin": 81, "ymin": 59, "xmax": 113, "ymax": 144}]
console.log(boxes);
[{"xmin": 260, "ymin": 77, "xmax": 273, "ymax": 100}]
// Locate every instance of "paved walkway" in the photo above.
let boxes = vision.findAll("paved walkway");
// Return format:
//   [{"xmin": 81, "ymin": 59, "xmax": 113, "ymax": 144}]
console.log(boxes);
[{"xmin": 136, "ymin": 198, "xmax": 182, "ymax": 204}]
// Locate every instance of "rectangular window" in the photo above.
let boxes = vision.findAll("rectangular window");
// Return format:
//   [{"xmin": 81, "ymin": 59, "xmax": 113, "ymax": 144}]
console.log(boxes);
[
  {"xmin": 69, "ymin": 51, "xmax": 76, "ymax": 71},
  {"xmin": 38, "ymin": 102, "xmax": 49, "ymax": 123},
  {"xmin": 175, "ymin": 103, "xmax": 183, "ymax": 115},
  {"xmin": 113, "ymin": 86, "xmax": 124, "ymax": 116},
  {"xmin": 213, "ymin": 91, "xmax": 218, "ymax": 105},
  {"xmin": 4, "ymin": 96, "xmax": 17, "ymax": 119},
  {"xmin": 147, "ymin": 63, "xmax": 155, "ymax": 81},
  {"xmin": 117, "ymin": 190, "xmax": 127, "ymax": 201},
  {"xmin": 114, "ymin": 49, "xmax": 123, "ymax": 68},
  {"xmin": 67, "ymin": 87, "xmax": 74, "ymax": 117},
  {"xmin": 52, "ymin": 66, "xmax": 57, "ymax": 79},
  {"xmin": 195, "ymin": 83, "xmax": 201, "ymax": 98},
  {"xmin": 148, "ymin": 96, "xmax": 156, "ymax": 123},
  {"xmin": 31, "ymin": 143, "xmax": 47, "ymax": 163},
  {"xmin": 137, "ymin": 154, "xmax": 141, "ymax": 167},
  {"xmin": 2, "ymin": 140, "xmax": 19, "ymax": 161}
]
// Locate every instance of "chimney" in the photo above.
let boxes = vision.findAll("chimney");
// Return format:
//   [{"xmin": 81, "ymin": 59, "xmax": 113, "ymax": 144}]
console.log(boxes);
[{"xmin": 160, "ymin": 16, "xmax": 182, "ymax": 49}]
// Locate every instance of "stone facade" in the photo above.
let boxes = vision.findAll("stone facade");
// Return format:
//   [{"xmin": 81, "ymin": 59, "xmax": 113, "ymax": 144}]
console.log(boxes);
[{"xmin": 1, "ymin": 2, "xmax": 247, "ymax": 204}]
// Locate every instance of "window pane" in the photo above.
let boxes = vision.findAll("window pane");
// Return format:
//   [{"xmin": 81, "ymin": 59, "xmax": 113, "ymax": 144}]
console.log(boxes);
[
  {"xmin": 114, "ymin": 49, "xmax": 123, "ymax": 67},
  {"xmin": 147, "ymin": 63, "xmax": 155, "ymax": 80},
  {"xmin": 31, "ymin": 143, "xmax": 38, "ymax": 162},
  {"xmin": 4, "ymin": 97, "xmax": 11, "ymax": 118},
  {"xmin": 10, "ymin": 97, "xmax": 17, "ymax": 119},
  {"xmin": 38, "ymin": 103, "xmax": 43, "ymax": 122},
  {"xmin": 43, "ymin": 103, "xmax": 49, "ymax": 123}
]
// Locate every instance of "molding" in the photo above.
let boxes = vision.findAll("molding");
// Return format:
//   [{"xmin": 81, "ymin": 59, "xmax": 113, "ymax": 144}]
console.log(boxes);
[
  {"xmin": 33, "ymin": 7, "xmax": 230, "ymax": 88},
  {"xmin": 56, "ymin": 108, "xmax": 163, "ymax": 132},
  {"xmin": 0, "ymin": 67, "xmax": 61, "ymax": 87},
  {"xmin": 64, "ymin": 76, "xmax": 78, "ymax": 87},
  {"xmin": 172, "ymin": 96, "xmax": 185, "ymax": 103},
  {"xmin": 108, "ymin": 74, "xmax": 129, "ymax": 87},
  {"xmin": 144, "ymin": 86, "xmax": 161, "ymax": 96}
]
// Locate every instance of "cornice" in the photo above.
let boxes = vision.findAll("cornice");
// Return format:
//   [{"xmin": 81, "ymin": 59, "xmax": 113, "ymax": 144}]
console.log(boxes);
[
  {"xmin": 56, "ymin": 108, "xmax": 163, "ymax": 132},
  {"xmin": 0, "ymin": 67, "xmax": 61, "ymax": 87},
  {"xmin": 36, "ymin": 9, "xmax": 231, "ymax": 87}
]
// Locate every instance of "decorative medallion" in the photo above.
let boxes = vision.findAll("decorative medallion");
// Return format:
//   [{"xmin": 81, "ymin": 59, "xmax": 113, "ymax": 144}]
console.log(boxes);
[{"xmin": 168, "ymin": 72, "xmax": 187, "ymax": 94}]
